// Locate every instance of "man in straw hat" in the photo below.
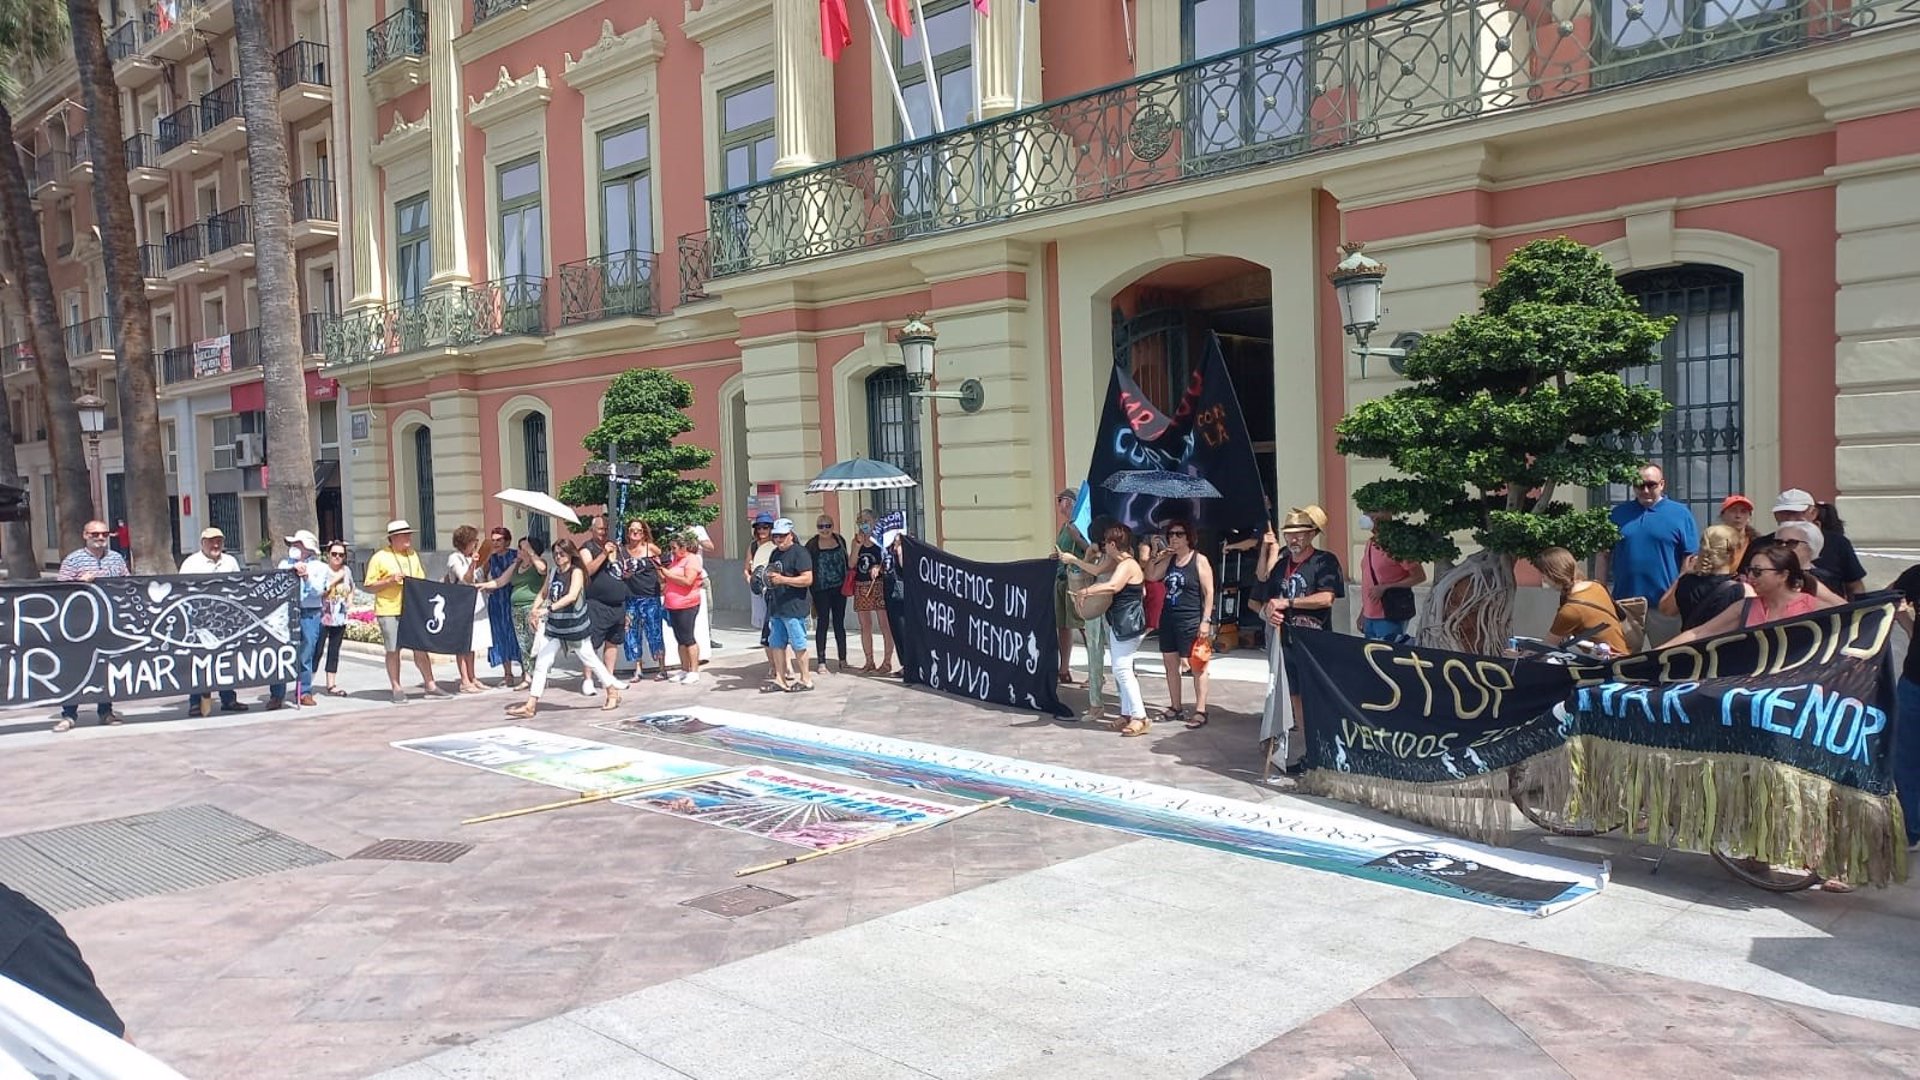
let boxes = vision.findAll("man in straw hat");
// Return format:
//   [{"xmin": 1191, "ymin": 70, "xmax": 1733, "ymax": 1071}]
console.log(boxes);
[
  {"xmin": 364, "ymin": 520, "xmax": 445, "ymax": 704},
  {"xmin": 1256, "ymin": 505, "xmax": 1344, "ymax": 779}
]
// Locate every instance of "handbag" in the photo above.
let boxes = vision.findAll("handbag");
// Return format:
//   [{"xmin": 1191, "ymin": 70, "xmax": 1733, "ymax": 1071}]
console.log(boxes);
[
  {"xmin": 1071, "ymin": 586, "xmax": 1112, "ymax": 621},
  {"xmin": 1366, "ymin": 542, "xmax": 1418, "ymax": 623},
  {"xmin": 1108, "ymin": 593, "xmax": 1146, "ymax": 641},
  {"xmin": 840, "ymin": 568, "xmax": 857, "ymax": 599}
]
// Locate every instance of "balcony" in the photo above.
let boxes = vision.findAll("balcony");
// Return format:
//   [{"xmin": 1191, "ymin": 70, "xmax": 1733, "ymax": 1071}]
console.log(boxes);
[
  {"xmin": 138, "ymin": 243, "xmax": 170, "ymax": 298},
  {"xmin": 290, "ymin": 177, "xmax": 339, "ymax": 248},
  {"xmin": 124, "ymin": 134, "xmax": 168, "ymax": 194},
  {"xmin": 199, "ymin": 79, "xmax": 246, "ymax": 154},
  {"xmin": 205, "ymin": 205, "xmax": 254, "ymax": 271},
  {"xmin": 163, "ymin": 223, "xmax": 218, "ymax": 282},
  {"xmin": 366, "ymin": 8, "xmax": 426, "ymax": 101},
  {"xmin": 276, "ymin": 41, "xmax": 333, "ymax": 122},
  {"xmin": 30, "ymin": 151, "xmax": 69, "ymax": 198},
  {"xmin": 154, "ymin": 103, "xmax": 204, "ymax": 168},
  {"xmin": 66, "ymin": 135, "xmax": 93, "ymax": 183},
  {"xmin": 691, "ymin": 0, "xmax": 1920, "ymax": 283},
  {"xmin": 109, "ymin": 12, "xmax": 163, "ymax": 85},
  {"xmin": 558, "ymin": 251, "xmax": 658, "ymax": 326},
  {"xmin": 300, "ymin": 312, "xmax": 328, "ymax": 356},
  {"xmin": 142, "ymin": 4, "xmax": 204, "ymax": 64},
  {"xmin": 228, "ymin": 328, "xmax": 263, "ymax": 372},
  {"xmin": 62, "ymin": 317, "xmax": 115, "ymax": 364},
  {"xmin": 161, "ymin": 345, "xmax": 194, "ymax": 386},
  {"xmin": 4, "ymin": 338, "xmax": 35, "ymax": 379},
  {"xmin": 473, "ymin": 0, "xmax": 528, "ymax": 26},
  {"xmin": 323, "ymin": 276, "xmax": 550, "ymax": 366}
]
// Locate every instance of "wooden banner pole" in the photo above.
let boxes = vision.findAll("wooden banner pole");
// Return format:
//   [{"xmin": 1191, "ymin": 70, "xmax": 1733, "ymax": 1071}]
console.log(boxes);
[
  {"xmin": 461, "ymin": 768, "xmax": 741, "ymax": 825},
  {"xmin": 734, "ymin": 796, "xmax": 1012, "ymax": 877}
]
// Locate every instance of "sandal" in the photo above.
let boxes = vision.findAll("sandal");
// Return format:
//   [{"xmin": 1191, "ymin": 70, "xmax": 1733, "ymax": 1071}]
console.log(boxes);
[
  {"xmin": 51, "ymin": 718, "xmax": 74, "ymax": 732},
  {"xmin": 761, "ymin": 681, "xmax": 790, "ymax": 694},
  {"xmin": 1121, "ymin": 718, "xmax": 1151, "ymax": 738},
  {"xmin": 1184, "ymin": 709, "xmax": 1209, "ymax": 730},
  {"xmin": 505, "ymin": 701, "xmax": 536, "ymax": 719},
  {"xmin": 325, "ymin": 687, "xmax": 348, "ymax": 697},
  {"xmin": 1156, "ymin": 707, "xmax": 1187, "ymax": 725}
]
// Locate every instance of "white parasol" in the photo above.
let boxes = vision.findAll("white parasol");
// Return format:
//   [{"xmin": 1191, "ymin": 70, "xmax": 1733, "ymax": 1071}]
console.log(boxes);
[{"xmin": 493, "ymin": 488, "xmax": 581, "ymax": 525}]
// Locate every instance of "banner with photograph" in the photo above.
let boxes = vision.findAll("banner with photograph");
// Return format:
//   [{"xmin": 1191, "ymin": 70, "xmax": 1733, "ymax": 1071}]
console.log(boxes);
[
  {"xmin": 0, "ymin": 572, "xmax": 297, "ymax": 707},
  {"xmin": 616, "ymin": 766, "xmax": 964, "ymax": 849},
  {"xmin": 1290, "ymin": 596, "xmax": 1907, "ymax": 885},
  {"xmin": 893, "ymin": 535, "xmax": 1068, "ymax": 717},
  {"xmin": 602, "ymin": 707, "xmax": 1608, "ymax": 916},
  {"xmin": 391, "ymin": 726, "xmax": 717, "ymax": 792}
]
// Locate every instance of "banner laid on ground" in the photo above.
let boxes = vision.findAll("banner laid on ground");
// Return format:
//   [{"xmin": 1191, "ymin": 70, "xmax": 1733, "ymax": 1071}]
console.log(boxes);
[
  {"xmin": 616, "ymin": 766, "xmax": 964, "ymax": 849},
  {"xmin": 0, "ymin": 572, "xmax": 297, "ymax": 707},
  {"xmin": 600, "ymin": 707, "xmax": 1608, "ymax": 916},
  {"xmin": 1085, "ymin": 333, "xmax": 1266, "ymax": 540},
  {"xmin": 1290, "ymin": 595, "xmax": 1907, "ymax": 885},
  {"xmin": 893, "ymin": 536, "xmax": 1069, "ymax": 717},
  {"xmin": 396, "ymin": 578, "xmax": 478, "ymax": 655},
  {"xmin": 392, "ymin": 726, "xmax": 717, "ymax": 791}
]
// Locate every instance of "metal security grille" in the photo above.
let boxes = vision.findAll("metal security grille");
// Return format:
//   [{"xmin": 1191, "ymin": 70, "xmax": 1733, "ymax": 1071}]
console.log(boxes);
[
  {"xmin": 413, "ymin": 425, "xmax": 437, "ymax": 550},
  {"xmin": 1595, "ymin": 266, "xmax": 1744, "ymax": 526},
  {"xmin": 681, "ymin": 885, "xmax": 798, "ymax": 919},
  {"xmin": 865, "ymin": 369, "xmax": 924, "ymax": 536},
  {"xmin": 0, "ymin": 805, "xmax": 337, "ymax": 913},
  {"xmin": 522, "ymin": 412, "xmax": 550, "ymax": 545},
  {"xmin": 350, "ymin": 839, "xmax": 471, "ymax": 864}
]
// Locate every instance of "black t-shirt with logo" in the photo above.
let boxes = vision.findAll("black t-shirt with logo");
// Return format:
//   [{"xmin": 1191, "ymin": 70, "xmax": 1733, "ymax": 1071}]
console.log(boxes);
[
  {"xmin": 582, "ymin": 541, "xmax": 629, "ymax": 607},
  {"xmin": 767, "ymin": 543, "xmax": 814, "ymax": 620},
  {"xmin": 1261, "ymin": 548, "xmax": 1346, "ymax": 634}
]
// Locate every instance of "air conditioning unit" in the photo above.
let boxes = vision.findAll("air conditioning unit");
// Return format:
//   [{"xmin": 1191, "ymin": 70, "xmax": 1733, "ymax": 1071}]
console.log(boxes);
[{"xmin": 232, "ymin": 433, "xmax": 264, "ymax": 467}]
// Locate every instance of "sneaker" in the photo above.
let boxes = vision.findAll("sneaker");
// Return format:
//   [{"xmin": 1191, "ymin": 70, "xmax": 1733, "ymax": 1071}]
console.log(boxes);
[
  {"xmin": 682, "ymin": 672, "xmax": 700, "ymax": 685},
  {"xmin": 390, "ymin": 691, "xmax": 408, "ymax": 705}
]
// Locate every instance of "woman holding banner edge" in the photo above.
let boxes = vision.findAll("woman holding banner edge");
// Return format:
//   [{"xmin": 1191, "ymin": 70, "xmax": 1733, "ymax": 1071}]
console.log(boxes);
[{"xmin": 1071, "ymin": 525, "xmax": 1151, "ymax": 737}]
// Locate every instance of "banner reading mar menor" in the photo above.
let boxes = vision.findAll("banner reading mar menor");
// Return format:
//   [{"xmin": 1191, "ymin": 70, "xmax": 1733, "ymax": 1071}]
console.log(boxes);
[
  {"xmin": 0, "ymin": 572, "xmax": 297, "ymax": 707},
  {"xmin": 1291, "ymin": 596, "xmax": 1907, "ymax": 884},
  {"xmin": 894, "ymin": 535, "xmax": 1069, "ymax": 717}
]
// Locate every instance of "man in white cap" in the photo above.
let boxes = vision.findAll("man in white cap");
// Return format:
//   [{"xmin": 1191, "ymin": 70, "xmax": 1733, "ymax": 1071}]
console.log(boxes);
[
  {"xmin": 181, "ymin": 527, "xmax": 246, "ymax": 717},
  {"xmin": 266, "ymin": 530, "xmax": 329, "ymax": 707},
  {"xmin": 1763, "ymin": 488, "xmax": 1866, "ymax": 597},
  {"xmin": 363, "ymin": 520, "xmax": 443, "ymax": 704}
]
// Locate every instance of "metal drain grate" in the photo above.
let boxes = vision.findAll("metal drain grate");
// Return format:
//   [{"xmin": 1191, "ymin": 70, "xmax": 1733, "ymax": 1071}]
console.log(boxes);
[
  {"xmin": 349, "ymin": 839, "xmax": 472, "ymax": 864},
  {"xmin": 0, "ymin": 804, "xmax": 337, "ymax": 913},
  {"xmin": 681, "ymin": 885, "xmax": 799, "ymax": 919}
]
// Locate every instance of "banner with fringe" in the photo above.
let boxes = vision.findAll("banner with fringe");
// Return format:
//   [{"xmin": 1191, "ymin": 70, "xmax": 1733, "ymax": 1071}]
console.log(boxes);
[{"xmin": 1290, "ymin": 596, "xmax": 1908, "ymax": 885}]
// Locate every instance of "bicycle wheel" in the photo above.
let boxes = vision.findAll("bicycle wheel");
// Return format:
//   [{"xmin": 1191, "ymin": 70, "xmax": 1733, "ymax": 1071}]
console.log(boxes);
[
  {"xmin": 1509, "ymin": 763, "xmax": 1622, "ymax": 837},
  {"xmin": 1709, "ymin": 846, "xmax": 1822, "ymax": 893}
]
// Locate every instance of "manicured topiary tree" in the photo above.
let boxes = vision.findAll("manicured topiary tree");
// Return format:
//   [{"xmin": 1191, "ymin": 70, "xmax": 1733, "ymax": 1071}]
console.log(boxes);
[
  {"xmin": 1334, "ymin": 237, "xmax": 1674, "ymax": 653},
  {"xmin": 557, "ymin": 368, "xmax": 717, "ymax": 533}
]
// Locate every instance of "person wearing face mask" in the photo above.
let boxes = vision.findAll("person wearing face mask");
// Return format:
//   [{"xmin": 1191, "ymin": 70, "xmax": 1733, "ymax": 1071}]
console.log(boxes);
[
  {"xmin": 1256, "ymin": 506, "xmax": 1344, "ymax": 777},
  {"xmin": 1355, "ymin": 508, "xmax": 1425, "ymax": 641}
]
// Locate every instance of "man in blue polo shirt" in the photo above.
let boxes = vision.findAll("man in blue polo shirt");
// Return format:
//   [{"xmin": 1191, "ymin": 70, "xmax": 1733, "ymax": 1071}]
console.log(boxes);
[{"xmin": 1596, "ymin": 463, "xmax": 1698, "ymax": 643}]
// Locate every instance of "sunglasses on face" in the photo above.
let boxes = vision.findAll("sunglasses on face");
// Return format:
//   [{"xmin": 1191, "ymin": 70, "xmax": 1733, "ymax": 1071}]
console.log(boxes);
[
  {"xmin": 85, "ymin": 531, "xmax": 109, "ymax": 538},
  {"xmin": 328, "ymin": 551, "xmax": 347, "ymax": 558},
  {"xmin": 817, "ymin": 523, "xmax": 833, "ymax": 530},
  {"xmin": 1635, "ymin": 481, "xmax": 1661, "ymax": 490},
  {"xmin": 1166, "ymin": 531, "xmax": 1188, "ymax": 539}
]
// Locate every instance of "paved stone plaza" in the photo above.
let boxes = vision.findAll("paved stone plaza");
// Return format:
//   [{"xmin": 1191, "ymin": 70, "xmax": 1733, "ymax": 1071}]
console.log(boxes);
[{"xmin": 1, "ymin": 627, "xmax": 1916, "ymax": 1079}]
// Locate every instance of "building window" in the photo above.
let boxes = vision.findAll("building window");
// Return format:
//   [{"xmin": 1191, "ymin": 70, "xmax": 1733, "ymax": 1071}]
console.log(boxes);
[
  {"xmin": 56, "ymin": 202, "xmax": 75, "ymax": 256},
  {"xmin": 1182, "ymin": 0, "xmax": 1310, "ymax": 163},
  {"xmin": 895, "ymin": 0, "xmax": 974, "ymax": 136},
  {"xmin": 719, "ymin": 77, "xmax": 776, "ymax": 191},
  {"xmin": 208, "ymin": 492, "xmax": 242, "ymax": 545},
  {"xmin": 394, "ymin": 194, "xmax": 431, "ymax": 302},
  {"xmin": 599, "ymin": 121, "xmax": 653, "ymax": 256},
  {"xmin": 212, "ymin": 413, "xmax": 241, "ymax": 470},
  {"xmin": 163, "ymin": 420, "xmax": 177, "ymax": 475},
  {"xmin": 865, "ymin": 369, "xmax": 924, "ymax": 537},
  {"xmin": 315, "ymin": 400, "xmax": 339, "ymax": 460},
  {"xmin": 413, "ymin": 425, "xmax": 436, "ymax": 550},
  {"xmin": 497, "ymin": 156, "xmax": 543, "ymax": 279},
  {"xmin": 1595, "ymin": 266, "xmax": 1745, "ymax": 527},
  {"xmin": 521, "ymin": 411, "xmax": 549, "ymax": 545}
]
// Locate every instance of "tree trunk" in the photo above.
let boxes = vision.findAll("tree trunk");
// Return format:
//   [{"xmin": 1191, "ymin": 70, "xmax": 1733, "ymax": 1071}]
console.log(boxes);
[
  {"xmin": 70, "ymin": 0, "xmax": 169, "ymax": 572},
  {"xmin": 1416, "ymin": 550, "xmax": 1517, "ymax": 656},
  {"xmin": 0, "ymin": 100, "xmax": 94, "ymax": 552},
  {"xmin": 0, "ymin": 286, "xmax": 38, "ymax": 577},
  {"xmin": 234, "ymin": 0, "xmax": 316, "ymax": 547}
]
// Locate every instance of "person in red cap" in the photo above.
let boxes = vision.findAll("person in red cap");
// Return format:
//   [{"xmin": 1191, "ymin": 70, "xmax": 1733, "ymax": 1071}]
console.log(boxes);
[{"xmin": 1718, "ymin": 494, "xmax": 1757, "ymax": 560}]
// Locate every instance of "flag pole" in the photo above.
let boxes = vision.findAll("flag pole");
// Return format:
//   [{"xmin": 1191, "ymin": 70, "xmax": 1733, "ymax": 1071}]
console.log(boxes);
[
  {"xmin": 970, "ymin": 7, "xmax": 983, "ymax": 122},
  {"xmin": 911, "ymin": 0, "xmax": 946, "ymax": 132},
  {"xmin": 1120, "ymin": 0, "xmax": 1134, "ymax": 64},
  {"xmin": 864, "ymin": 0, "xmax": 917, "ymax": 140},
  {"xmin": 1013, "ymin": 0, "xmax": 1027, "ymax": 110}
]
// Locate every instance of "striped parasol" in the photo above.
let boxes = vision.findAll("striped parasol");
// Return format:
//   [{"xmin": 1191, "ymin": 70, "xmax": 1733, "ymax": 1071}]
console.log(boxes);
[{"xmin": 806, "ymin": 458, "xmax": 918, "ymax": 493}]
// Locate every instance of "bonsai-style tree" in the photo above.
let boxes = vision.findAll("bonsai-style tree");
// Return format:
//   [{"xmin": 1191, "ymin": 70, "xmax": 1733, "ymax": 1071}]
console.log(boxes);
[
  {"xmin": 1335, "ymin": 237, "xmax": 1674, "ymax": 654},
  {"xmin": 557, "ymin": 368, "xmax": 718, "ymax": 534}
]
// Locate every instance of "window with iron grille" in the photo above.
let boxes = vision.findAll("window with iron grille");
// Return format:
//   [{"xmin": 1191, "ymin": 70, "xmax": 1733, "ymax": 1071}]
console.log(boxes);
[
  {"xmin": 208, "ymin": 492, "xmax": 242, "ymax": 545},
  {"xmin": 1593, "ymin": 266, "xmax": 1744, "ymax": 528},
  {"xmin": 865, "ymin": 369, "xmax": 924, "ymax": 537},
  {"xmin": 413, "ymin": 426, "xmax": 437, "ymax": 550},
  {"xmin": 522, "ymin": 412, "xmax": 549, "ymax": 545},
  {"xmin": 1182, "ymin": 0, "xmax": 1313, "ymax": 165}
]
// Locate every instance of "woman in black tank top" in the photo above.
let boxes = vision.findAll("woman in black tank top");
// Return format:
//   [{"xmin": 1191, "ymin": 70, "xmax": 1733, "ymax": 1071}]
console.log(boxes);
[
  {"xmin": 1145, "ymin": 520, "xmax": 1214, "ymax": 729},
  {"xmin": 1072, "ymin": 523, "xmax": 1152, "ymax": 737}
]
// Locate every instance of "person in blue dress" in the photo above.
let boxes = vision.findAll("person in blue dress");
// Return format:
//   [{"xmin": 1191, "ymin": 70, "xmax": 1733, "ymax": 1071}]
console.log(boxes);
[{"xmin": 482, "ymin": 527, "xmax": 525, "ymax": 686}]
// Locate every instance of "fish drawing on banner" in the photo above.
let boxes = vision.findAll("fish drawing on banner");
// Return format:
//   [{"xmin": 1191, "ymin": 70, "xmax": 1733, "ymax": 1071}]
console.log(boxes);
[{"xmin": 149, "ymin": 594, "xmax": 294, "ymax": 650}]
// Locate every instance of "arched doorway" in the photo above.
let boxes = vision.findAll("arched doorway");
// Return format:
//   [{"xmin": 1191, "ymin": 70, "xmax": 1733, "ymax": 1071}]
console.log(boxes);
[{"xmin": 865, "ymin": 368, "xmax": 924, "ymax": 536}]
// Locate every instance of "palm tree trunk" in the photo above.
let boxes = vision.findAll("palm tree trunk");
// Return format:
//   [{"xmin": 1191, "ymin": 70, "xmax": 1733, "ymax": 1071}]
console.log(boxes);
[
  {"xmin": 234, "ymin": 0, "xmax": 315, "ymax": 545},
  {"xmin": 0, "ymin": 99, "xmax": 94, "ymax": 552},
  {"xmin": 0, "ymin": 286, "xmax": 38, "ymax": 577},
  {"xmin": 69, "ymin": 0, "xmax": 169, "ymax": 572}
]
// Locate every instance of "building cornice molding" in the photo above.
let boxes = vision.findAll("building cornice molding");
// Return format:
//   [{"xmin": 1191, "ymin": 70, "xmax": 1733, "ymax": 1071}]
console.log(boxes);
[
  {"xmin": 467, "ymin": 65, "xmax": 552, "ymax": 130},
  {"xmin": 453, "ymin": 0, "xmax": 600, "ymax": 63},
  {"xmin": 370, "ymin": 111, "xmax": 432, "ymax": 167},
  {"xmin": 682, "ymin": 0, "xmax": 774, "ymax": 46},
  {"xmin": 1807, "ymin": 56, "xmax": 1920, "ymax": 122},
  {"xmin": 562, "ymin": 19, "xmax": 667, "ymax": 92}
]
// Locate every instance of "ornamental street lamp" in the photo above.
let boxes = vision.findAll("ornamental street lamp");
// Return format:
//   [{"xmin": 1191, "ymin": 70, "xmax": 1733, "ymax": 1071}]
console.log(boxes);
[
  {"xmin": 898, "ymin": 315, "xmax": 985, "ymax": 414},
  {"xmin": 74, "ymin": 392, "xmax": 106, "ymax": 517},
  {"xmin": 1327, "ymin": 242, "xmax": 1423, "ymax": 377}
]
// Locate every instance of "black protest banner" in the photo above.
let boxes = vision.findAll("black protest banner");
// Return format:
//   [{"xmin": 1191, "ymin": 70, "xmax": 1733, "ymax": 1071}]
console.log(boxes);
[
  {"xmin": 1085, "ymin": 333, "xmax": 1266, "ymax": 540},
  {"xmin": 0, "ymin": 572, "xmax": 299, "ymax": 707},
  {"xmin": 893, "ymin": 535, "xmax": 1068, "ymax": 717},
  {"xmin": 397, "ymin": 578, "xmax": 478, "ymax": 654}
]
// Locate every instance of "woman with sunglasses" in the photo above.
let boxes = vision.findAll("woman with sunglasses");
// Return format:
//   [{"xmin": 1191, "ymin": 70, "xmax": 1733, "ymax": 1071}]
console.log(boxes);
[
  {"xmin": 1664, "ymin": 542, "xmax": 1842, "ymax": 646},
  {"xmin": 620, "ymin": 520, "xmax": 669, "ymax": 680},
  {"xmin": 481, "ymin": 528, "xmax": 525, "ymax": 688},
  {"xmin": 806, "ymin": 516, "xmax": 851, "ymax": 674},
  {"xmin": 1144, "ymin": 519, "xmax": 1214, "ymax": 728},
  {"xmin": 508, "ymin": 539, "xmax": 624, "ymax": 716},
  {"xmin": 318, "ymin": 544, "xmax": 355, "ymax": 696},
  {"xmin": 852, "ymin": 520, "xmax": 895, "ymax": 674},
  {"xmin": 1072, "ymin": 525, "xmax": 1151, "ymax": 737}
]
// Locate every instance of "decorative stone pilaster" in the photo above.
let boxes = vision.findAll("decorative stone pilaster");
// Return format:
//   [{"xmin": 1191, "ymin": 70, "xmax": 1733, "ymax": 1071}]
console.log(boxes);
[
  {"xmin": 772, "ymin": 0, "xmax": 835, "ymax": 173},
  {"xmin": 974, "ymin": 0, "xmax": 1041, "ymax": 118},
  {"xmin": 734, "ymin": 284, "xmax": 825, "ymax": 524},
  {"xmin": 343, "ymin": 0, "xmax": 383, "ymax": 307},
  {"xmin": 425, "ymin": 0, "xmax": 469, "ymax": 290},
  {"xmin": 427, "ymin": 390, "xmax": 484, "ymax": 546},
  {"xmin": 351, "ymin": 404, "xmax": 392, "ymax": 551}
]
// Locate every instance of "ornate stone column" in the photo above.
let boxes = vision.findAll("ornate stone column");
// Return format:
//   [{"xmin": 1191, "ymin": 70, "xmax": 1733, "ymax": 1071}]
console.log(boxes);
[
  {"xmin": 425, "ymin": 0, "xmax": 469, "ymax": 288},
  {"xmin": 773, "ymin": 0, "xmax": 836, "ymax": 173},
  {"xmin": 342, "ymin": 0, "xmax": 382, "ymax": 307},
  {"xmin": 975, "ymin": 0, "xmax": 1041, "ymax": 117}
]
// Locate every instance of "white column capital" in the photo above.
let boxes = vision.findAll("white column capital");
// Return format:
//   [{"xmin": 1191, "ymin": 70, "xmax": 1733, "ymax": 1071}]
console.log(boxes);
[{"xmin": 772, "ymin": 0, "xmax": 836, "ymax": 174}]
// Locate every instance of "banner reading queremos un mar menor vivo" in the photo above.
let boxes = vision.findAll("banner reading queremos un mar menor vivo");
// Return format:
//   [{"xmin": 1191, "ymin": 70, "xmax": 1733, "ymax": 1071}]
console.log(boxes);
[
  {"xmin": 600, "ymin": 707, "xmax": 1609, "ymax": 917},
  {"xmin": 1290, "ymin": 595, "xmax": 1907, "ymax": 885},
  {"xmin": 893, "ymin": 535, "xmax": 1069, "ymax": 717},
  {"xmin": 0, "ymin": 572, "xmax": 298, "ymax": 707}
]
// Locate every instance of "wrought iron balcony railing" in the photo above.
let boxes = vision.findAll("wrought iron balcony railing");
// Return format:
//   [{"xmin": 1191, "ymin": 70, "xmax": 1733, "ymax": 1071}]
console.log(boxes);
[
  {"xmin": 68, "ymin": 134, "xmax": 91, "ymax": 169},
  {"xmin": 138, "ymin": 242, "xmax": 164, "ymax": 278},
  {"xmin": 300, "ymin": 312, "xmax": 328, "ymax": 355},
  {"xmin": 473, "ymin": 0, "xmax": 528, "ymax": 26},
  {"xmin": 106, "ymin": 18, "xmax": 143, "ymax": 63},
  {"xmin": 156, "ymin": 103, "xmax": 198, "ymax": 155},
  {"xmin": 367, "ymin": 7, "xmax": 427, "ymax": 73},
  {"xmin": 323, "ymin": 276, "xmax": 550, "ymax": 367},
  {"xmin": 207, "ymin": 205, "xmax": 253, "ymax": 253},
  {"xmin": 124, "ymin": 132, "xmax": 157, "ymax": 170},
  {"xmin": 31, "ymin": 151, "xmax": 69, "ymax": 189},
  {"xmin": 229, "ymin": 328, "xmax": 263, "ymax": 371},
  {"xmin": 62, "ymin": 317, "xmax": 114, "ymax": 357},
  {"xmin": 694, "ymin": 0, "xmax": 1920, "ymax": 280},
  {"xmin": 276, "ymin": 40, "xmax": 331, "ymax": 89},
  {"xmin": 558, "ymin": 251, "xmax": 657, "ymax": 325},
  {"xmin": 163, "ymin": 223, "xmax": 204, "ymax": 268},
  {"xmin": 161, "ymin": 345, "xmax": 194, "ymax": 385},
  {"xmin": 200, "ymin": 79, "xmax": 242, "ymax": 131},
  {"xmin": 291, "ymin": 177, "xmax": 337, "ymax": 223},
  {"xmin": 677, "ymin": 233, "xmax": 712, "ymax": 304}
]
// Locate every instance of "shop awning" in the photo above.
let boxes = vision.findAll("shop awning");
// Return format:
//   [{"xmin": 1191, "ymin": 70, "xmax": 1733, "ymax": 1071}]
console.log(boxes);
[{"xmin": 229, "ymin": 370, "xmax": 340, "ymax": 414}]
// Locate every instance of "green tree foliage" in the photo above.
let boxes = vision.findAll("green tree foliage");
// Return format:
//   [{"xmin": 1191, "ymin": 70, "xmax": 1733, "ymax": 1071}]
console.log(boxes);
[
  {"xmin": 1336, "ymin": 237, "xmax": 1673, "ymax": 565},
  {"xmin": 556, "ymin": 368, "xmax": 717, "ymax": 533}
]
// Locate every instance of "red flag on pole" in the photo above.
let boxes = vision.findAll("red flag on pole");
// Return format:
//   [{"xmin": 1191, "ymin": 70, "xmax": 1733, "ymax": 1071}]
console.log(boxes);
[
  {"xmin": 973, "ymin": 0, "xmax": 989, "ymax": 12},
  {"xmin": 886, "ymin": 0, "xmax": 914, "ymax": 35},
  {"xmin": 821, "ymin": 0, "xmax": 853, "ymax": 60}
]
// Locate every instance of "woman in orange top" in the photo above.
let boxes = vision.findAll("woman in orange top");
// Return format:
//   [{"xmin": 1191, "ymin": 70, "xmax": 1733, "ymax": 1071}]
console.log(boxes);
[{"xmin": 1531, "ymin": 547, "xmax": 1630, "ymax": 656}]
